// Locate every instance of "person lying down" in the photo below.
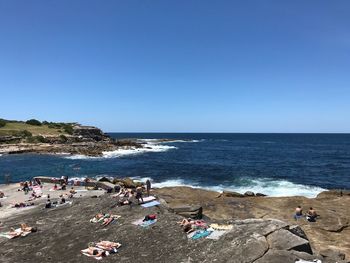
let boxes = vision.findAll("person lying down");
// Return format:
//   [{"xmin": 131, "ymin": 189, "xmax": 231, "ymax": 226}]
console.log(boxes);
[
  {"xmin": 1, "ymin": 224, "xmax": 37, "ymax": 239},
  {"xmin": 81, "ymin": 240, "xmax": 121, "ymax": 259}
]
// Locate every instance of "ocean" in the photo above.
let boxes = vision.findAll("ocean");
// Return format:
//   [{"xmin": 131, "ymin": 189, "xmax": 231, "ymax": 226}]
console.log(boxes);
[{"xmin": 1, "ymin": 133, "xmax": 350, "ymax": 197}]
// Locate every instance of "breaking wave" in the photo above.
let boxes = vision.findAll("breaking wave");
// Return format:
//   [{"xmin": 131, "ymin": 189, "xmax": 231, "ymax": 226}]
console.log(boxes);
[
  {"xmin": 148, "ymin": 178, "xmax": 325, "ymax": 198},
  {"xmin": 65, "ymin": 144, "xmax": 177, "ymax": 160}
]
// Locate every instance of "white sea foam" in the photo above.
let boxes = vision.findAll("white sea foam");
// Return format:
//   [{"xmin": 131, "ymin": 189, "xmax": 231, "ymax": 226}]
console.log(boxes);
[
  {"xmin": 149, "ymin": 178, "xmax": 325, "ymax": 198},
  {"xmin": 137, "ymin": 139, "xmax": 203, "ymax": 144},
  {"xmin": 65, "ymin": 144, "xmax": 177, "ymax": 160},
  {"xmin": 152, "ymin": 179, "xmax": 188, "ymax": 188}
]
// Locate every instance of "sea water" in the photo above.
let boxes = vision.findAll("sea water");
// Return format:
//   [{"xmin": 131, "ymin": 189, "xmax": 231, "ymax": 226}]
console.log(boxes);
[{"xmin": 1, "ymin": 133, "xmax": 349, "ymax": 197}]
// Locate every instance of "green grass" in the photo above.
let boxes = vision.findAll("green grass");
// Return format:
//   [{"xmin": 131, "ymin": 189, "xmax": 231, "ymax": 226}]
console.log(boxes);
[{"xmin": 0, "ymin": 122, "xmax": 67, "ymax": 136}]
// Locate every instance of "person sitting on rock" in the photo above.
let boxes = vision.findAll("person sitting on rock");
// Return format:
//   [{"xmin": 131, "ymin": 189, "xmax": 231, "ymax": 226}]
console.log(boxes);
[
  {"xmin": 70, "ymin": 187, "xmax": 76, "ymax": 194},
  {"xmin": 306, "ymin": 207, "xmax": 318, "ymax": 222},
  {"xmin": 294, "ymin": 205, "xmax": 303, "ymax": 220},
  {"xmin": 0, "ymin": 191, "xmax": 5, "ymax": 198},
  {"xmin": 45, "ymin": 199, "xmax": 52, "ymax": 209}
]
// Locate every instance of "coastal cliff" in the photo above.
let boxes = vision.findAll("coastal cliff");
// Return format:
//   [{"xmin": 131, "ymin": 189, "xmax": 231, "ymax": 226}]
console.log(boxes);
[{"xmin": 0, "ymin": 119, "xmax": 142, "ymax": 156}]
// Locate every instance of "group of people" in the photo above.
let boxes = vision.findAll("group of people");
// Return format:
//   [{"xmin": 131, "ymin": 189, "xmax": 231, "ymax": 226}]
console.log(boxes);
[
  {"xmin": 294, "ymin": 206, "xmax": 318, "ymax": 222},
  {"xmin": 45, "ymin": 188, "xmax": 76, "ymax": 209},
  {"xmin": 177, "ymin": 218, "xmax": 208, "ymax": 234},
  {"xmin": 82, "ymin": 241, "xmax": 121, "ymax": 258},
  {"xmin": 6, "ymin": 223, "xmax": 37, "ymax": 238},
  {"xmin": 18, "ymin": 178, "xmax": 42, "ymax": 194},
  {"xmin": 113, "ymin": 179, "xmax": 152, "ymax": 207},
  {"xmin": 90, "ymin": 213, "xmax": 120, "ymax": 226}
]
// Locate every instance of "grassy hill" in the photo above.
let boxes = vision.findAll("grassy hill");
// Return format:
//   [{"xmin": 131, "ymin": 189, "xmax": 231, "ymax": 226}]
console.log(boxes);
[
  {"xmin": 0, "ymin": 119, "xmax": 75, "ymax": 143},
  {"xmin": 0, "ymin": 122, "xmax": 65, "ymax": 136}
]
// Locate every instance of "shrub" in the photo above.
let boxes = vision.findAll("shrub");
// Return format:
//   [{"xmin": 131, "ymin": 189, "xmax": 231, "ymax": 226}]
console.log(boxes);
[
  {"xmin": 21, "ymin": 130, "xmax": 32, "ymax": 138},
  {"xmin": 59, "ymin": 134, "xmax": 68, "ymax": 142},
  {"xmin": 0, "ymin": 119, "xmax": 6, "ymax": 128},
  {"xmin": 63, "ymin": 124, "xmax": 74, "ymax": 135},
  {"xmin": 26, "ymin": 119, "xmax": 42, "ymax": 126},
  {"xmin": 27, "ymin": 135, "xmax": 47, "ymax": 143},
  {"xmin": 14, "ymin": 130, "xmax": 32, "ymax": 138},
  {"xmin": 35, "ymin": 135, "xmax": 47, "ymax": 143}
]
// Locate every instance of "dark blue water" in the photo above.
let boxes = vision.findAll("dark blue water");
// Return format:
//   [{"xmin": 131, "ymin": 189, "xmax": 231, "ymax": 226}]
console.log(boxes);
[{"xmin": 1, "ymin": 133, "xmax": 350, "ymax": 197}]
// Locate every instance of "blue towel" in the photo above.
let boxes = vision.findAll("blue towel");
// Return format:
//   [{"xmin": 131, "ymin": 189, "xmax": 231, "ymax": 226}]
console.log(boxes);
[
  {"xmin": 192, "ymin": 230, "xmax": 212, "ymax": 240},
  {"xmin": 140, "ymin": 219, "xmax": 157, "ymax": 227},
  {"xmin": 141, "ymin": 201, "xmax": 160, "ymax": 208}
]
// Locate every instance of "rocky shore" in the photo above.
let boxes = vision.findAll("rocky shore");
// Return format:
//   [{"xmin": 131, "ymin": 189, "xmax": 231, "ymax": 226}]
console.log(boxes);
[
  {"xmin": 0, "ymin": 180, "xmax": 349, "ymax": 262},
  {"xmin": 0, "ymin": 124, "xmax": 144, "ymax": 156}
]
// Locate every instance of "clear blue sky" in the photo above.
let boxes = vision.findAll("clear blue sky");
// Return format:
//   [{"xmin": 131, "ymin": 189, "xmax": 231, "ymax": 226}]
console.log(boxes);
[{"xmin": 1, "ymin": 1, "xmax": 349, "ymax": 132}]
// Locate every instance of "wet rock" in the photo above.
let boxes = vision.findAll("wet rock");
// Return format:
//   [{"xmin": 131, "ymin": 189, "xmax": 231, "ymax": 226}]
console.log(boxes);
[
  {"xmin": 256, "ymin": 193, "xmax": 267, "ymax": 197},
  {"xmin": 244, "ymin": 191, "xmax": 255, "ymax": 196},
  {"xmin": 317, "ymin": 190, "xmax": 350, "ymax": 198}
]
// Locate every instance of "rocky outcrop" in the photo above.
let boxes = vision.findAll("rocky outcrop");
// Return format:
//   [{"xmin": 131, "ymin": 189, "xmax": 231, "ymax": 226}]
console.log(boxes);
[
  {"xmin": 72, "ymin": 125, "xmax": 109, "ymax": 141},
  {"xmin": 112, "ymin": 177, "xmax": 143, "ymax": 188},
  {"xmin": 169, "ymin": 205, "xmax": 203, "ymax": 219},
  {"xmin": 1, "ymin": 193, "xmax": 345, "ymax": 263},
  {"xmin": 154, "ymin": 186, "xmax": 350, "ymax": 259}
]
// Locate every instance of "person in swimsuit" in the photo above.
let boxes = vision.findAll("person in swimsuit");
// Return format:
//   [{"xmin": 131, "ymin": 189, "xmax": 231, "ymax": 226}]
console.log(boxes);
[
  {"xmin": 306, "ymin": 207, "xmax": 318, "ymax": 222},
  {"xmin": 135, "ymin": 187, "xmax": 144, "ymax": 204},
  {"xmin": 294, "ymin": 205, "xmax": 303, "ymax": 220},
  {"xmin": 86, "ymin": 247, "xmax": 105, "ymax": 257}
]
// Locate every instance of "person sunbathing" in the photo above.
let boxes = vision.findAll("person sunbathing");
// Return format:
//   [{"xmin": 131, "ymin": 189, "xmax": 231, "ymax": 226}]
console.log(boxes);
[
  {"xmin": 70, "ymin": 187, "xmax": 77, "ymax": 194},
  {"xmin": 178, "ymin": 218, "xmax": 193, "ymax": 226},
  {"xmin": 8, "ymin": 228, "xmax": 22, "ymax": 238},
  {"xmin": 20, "ymin": 223, "xmax": 33, "ymax": 232},
  {"xmin": 306, "ymin": 207, "xmax": 318, "ymax": 222},
  {"xmin": 183, "ymin": 223, "xmax": 195, "ymax": 234},
  {"xmin": 96, "ymin": 241, "xmax": 121, "ymax": 251},
  {"xmin": 85, "ymin": 247, "xmax": 106, "ymax": 257}
]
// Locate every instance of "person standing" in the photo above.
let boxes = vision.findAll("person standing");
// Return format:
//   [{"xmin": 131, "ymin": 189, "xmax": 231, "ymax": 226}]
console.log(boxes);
[
  {"xmin": 146, "ymin": 179, "xmax": 151, "ymax": 197},
  {"xmin": 135, "ymin": 186, "xmax": 144, "ymax": 204}
]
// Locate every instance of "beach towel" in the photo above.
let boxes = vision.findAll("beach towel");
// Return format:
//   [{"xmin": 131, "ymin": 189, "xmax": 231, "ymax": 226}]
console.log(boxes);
[
  {"xmin": 142, "ymin": 196, "xmax": 156, "ymax": 203},
  {"xmin": 33, "ymin": 185, "xmax": 42, "ymax": 197},
  {"xmin": 141, "ymin": 201, "xmax": 160, "ymax": 208},
  {"xmin": 210, "ymin": 223, "xmax": 233, "ymax": 230},
  {"xmin": 132, "ymin": 219, "xmax": 157, "ymax": 228},
  {"xmin": 205, "ymin": 229, "xmax": 227, "ymax": 240},
  {"xmin": 0, "ymin": 233, "xmax": 16, "ymax": 239},
  {"xmin": 0, "ymin": 228, "xmax": 31, "ymax": 239},
  {"xmin": 190, "ymin": 230, "xmax": 212, "ymax": 240},
  {"xmin": 55, "ymin": 201, "xmax": 73, "ymax": 208}
]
